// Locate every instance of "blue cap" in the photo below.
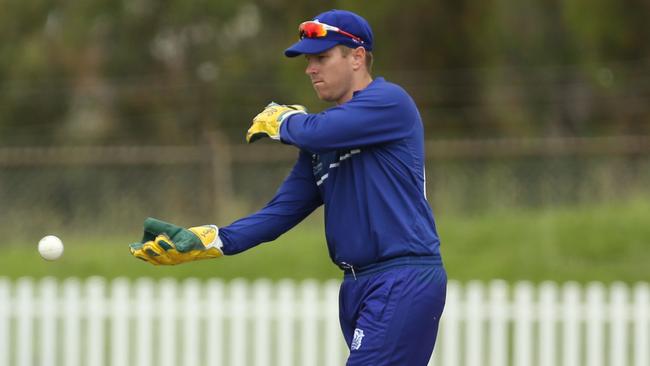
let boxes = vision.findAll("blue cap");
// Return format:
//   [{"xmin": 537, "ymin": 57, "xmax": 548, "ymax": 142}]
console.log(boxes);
[{"xmin": 284, "ymin": 10, "xmax": 373, "ymax": 58}]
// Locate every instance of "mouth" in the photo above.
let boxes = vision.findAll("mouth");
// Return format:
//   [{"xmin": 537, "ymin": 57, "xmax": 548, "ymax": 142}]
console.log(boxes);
[{"xmin": 312, "ymin": 80, "xmax": 324, "ymax": 86}]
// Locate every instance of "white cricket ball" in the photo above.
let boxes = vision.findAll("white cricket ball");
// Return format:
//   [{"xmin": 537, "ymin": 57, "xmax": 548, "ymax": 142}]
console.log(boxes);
[{"xmin": 38, "ymin": 235, "xmax": 64, "ymax": 261}]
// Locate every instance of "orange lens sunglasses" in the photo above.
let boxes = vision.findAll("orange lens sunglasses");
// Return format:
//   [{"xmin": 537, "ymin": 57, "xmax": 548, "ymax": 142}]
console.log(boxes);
[{"xmin": 299, "ymin": 20, "xmax": 365, "ymax": 44}]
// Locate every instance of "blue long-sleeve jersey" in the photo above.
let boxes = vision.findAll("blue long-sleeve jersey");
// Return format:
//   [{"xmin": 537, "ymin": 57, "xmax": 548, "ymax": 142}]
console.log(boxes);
[{"xmin": 218, "ymin": 77, "xmax": 440, "ymax": 269}]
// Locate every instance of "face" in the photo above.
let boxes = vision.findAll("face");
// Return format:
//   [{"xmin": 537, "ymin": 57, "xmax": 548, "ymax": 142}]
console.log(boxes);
[{"xmin": 305, "ymin": 46, "xmax": 359, "ymax": 104}]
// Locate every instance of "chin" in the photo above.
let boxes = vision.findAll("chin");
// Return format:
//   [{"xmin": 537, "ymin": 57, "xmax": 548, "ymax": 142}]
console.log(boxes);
[
  {"xmin": 317, "ymin": 92, "xmax": 337, "ymax": 103},
  {"xmin": 314, "ymin": 91, "xmax": 331, "ymax": 102}
]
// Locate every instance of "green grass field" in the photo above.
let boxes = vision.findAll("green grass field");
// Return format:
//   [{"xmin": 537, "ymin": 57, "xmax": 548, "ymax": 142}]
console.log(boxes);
[{"xmin": 1, "ymin": 198, "xmax": 648, "ymax": 283}]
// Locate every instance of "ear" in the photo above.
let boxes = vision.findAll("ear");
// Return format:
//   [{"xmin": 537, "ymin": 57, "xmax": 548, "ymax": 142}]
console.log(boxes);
[{"xmin": 351, "ymin": 47, "xmax": 366, "ymax": 71}]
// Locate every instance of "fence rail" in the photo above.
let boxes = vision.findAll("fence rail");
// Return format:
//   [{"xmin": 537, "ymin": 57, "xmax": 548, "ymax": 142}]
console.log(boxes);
[
  {"xmin": 0, "ymin": 278, "xmax": 648, "ymax": 366},
  {"xmin": 1, "ymin": 136, "xmax": 650, "ymax": 166}
]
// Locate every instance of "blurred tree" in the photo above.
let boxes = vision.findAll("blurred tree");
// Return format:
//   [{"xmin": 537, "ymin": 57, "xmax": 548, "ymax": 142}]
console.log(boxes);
[{"xmin": 0, "ymin": 0, "xmax": 648, "ymax": 145}]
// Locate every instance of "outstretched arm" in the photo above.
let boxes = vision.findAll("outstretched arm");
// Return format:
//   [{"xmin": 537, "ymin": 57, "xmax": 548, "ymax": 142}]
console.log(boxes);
[
  {"xmin": 218, "ymin": 150, "xmax": 322, "ymax": 254},
  {"xmin": 129, "ymin": 151, "xmax": 322, "ymax": 264}
]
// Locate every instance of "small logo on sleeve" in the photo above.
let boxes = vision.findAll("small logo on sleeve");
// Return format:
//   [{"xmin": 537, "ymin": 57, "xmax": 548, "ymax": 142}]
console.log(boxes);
[{"xmin": 351, "ymin": 328, "xmax": 365, "ymax": 351}]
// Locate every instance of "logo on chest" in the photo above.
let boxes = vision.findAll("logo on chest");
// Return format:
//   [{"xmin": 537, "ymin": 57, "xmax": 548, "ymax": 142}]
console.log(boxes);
[{"xmin": 311, "ymin": 149, "xmax": 361, "ymax": 186}]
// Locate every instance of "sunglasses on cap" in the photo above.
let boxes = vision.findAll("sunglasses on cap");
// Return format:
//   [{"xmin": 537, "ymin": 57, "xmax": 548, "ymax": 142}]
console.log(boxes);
[{"xmin": 299, "ymin": 20, "xmax": 365, "ymax": 44}]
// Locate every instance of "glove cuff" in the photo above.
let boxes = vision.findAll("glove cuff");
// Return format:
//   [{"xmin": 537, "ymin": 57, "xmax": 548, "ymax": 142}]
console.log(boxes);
[
  {"xmin": 203, "ymin": 225, "xmax": 224, "ymax": 254},
  {"xmin": 274, "ymin": 109, "xmax": 307, "ymax": 140},
  {"xmin": 189, "ymin": 225, "xmax": 224, "ymax": 255}
]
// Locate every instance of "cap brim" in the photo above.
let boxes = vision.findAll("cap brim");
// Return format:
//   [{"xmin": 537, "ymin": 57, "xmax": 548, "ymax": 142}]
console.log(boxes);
[{"xmin": 284, "ymin": 38, "xmax": 340, "ymax": 57}]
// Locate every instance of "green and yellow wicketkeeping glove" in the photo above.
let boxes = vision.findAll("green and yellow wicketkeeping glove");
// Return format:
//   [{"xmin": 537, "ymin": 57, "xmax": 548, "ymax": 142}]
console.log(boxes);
[
  {"xmin": 246, "ymin": 102, "xmax": 307, "ymax": 143},
  {"xmin": 129, "ymin": 217, "xmax": 223, "ymax": 265}
]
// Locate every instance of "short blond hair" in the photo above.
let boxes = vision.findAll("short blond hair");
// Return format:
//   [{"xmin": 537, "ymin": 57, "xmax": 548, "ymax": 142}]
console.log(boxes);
[{"xmin": 338, "ymin": 45, "xmax": 373, "ymax": 73}]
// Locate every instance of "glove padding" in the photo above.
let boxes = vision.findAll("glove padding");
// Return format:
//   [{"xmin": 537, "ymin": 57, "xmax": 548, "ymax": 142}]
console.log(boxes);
[
  {"xmin": 129, "ymin": 217, "xmax": 223, "ymax": 265},
  {"xmin": 246, "ymin": 102, "xmax": 307, "ymax": 143}
]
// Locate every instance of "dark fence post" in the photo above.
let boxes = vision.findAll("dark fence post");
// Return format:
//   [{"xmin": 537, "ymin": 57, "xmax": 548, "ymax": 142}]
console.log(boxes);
[{"xmin": 205, "ymin": 131, "xmax": 234, "ymax": 224}]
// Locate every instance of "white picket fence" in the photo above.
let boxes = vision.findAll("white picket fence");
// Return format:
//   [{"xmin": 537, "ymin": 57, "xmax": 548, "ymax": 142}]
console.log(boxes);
[{"xmin": 0, "ymin": 278, "xmax": 648, "ymax": 366}]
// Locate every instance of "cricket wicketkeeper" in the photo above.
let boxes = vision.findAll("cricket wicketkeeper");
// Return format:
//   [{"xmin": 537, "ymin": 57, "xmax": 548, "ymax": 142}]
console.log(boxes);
[{"xmin": 130, "ymin": 9, "xmax": 447, "ymax": 365}]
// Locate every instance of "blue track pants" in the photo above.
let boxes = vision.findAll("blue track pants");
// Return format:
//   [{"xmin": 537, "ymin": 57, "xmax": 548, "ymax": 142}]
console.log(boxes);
[{"xmin": 339, "ymin": 259, "xmax": 447, "ymax": 365}]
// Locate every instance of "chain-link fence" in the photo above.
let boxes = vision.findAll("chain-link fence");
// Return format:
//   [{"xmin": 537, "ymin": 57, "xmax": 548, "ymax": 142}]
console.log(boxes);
[
  {"xmin": 426, "ymin": 136, "xmax": 650, "ymax": 214},
  {"xmin": 1, "ymin": 136, "xmax": 649, "ymax": 242}
]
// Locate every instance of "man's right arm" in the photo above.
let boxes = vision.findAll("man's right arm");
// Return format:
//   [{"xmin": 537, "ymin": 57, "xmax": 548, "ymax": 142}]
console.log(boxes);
[
  {"xmin": 129, "ymin": 151, "xmax": 321, "ymax": 265},
  {"xmin": 217, "ymin": 150, "xmax": 322, "ymax": 255}
]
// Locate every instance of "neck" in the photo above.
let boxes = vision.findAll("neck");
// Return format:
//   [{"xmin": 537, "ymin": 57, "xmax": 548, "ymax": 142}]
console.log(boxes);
[{"xmin": 337, "ymin": 73, "xmax": 373, "ymax": 105}]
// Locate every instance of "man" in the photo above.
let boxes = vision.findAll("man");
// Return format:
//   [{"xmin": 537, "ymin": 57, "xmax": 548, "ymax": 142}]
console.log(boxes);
[{"xmin": 130, "ymin": 9, "xmax": 446, "ymax": 365}]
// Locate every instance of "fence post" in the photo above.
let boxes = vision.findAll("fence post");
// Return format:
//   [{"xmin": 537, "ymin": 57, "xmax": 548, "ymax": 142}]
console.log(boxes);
[
  {"xmin": 39, "ymin": 277, "xmax": 58, "ymax": 366},
  {"xmin": 134, "ymin": 278, "xmax": 154, "ymax": 366},
  {"xmin": 489, "ymin": 280, "xmax": 508, "ymax": 366},
  {"xmin": 276, "ymin": 280, "xmax": 296, "ymax": 366},
  {"xmin": 441, "ymin": 280, "xmax": 460, "ymax": 366},
  {"xmin": 514, "ymin": 282, "xmax": 534, "ymax": 366},
  {"xmin": 0, "ymin": 278, "xmax": 10, "ymax": 366},
  {"xmin": 159, "ymin": 278, "xmax": 178, "ymax": 366},
  {"xmin": 300, "ymin": 280, "xmax": 319, "ymax": 366},
  {"xmin": 16, "ymin": 278, "xmax": 34, "ymax": 366},
  {"xmin": 253, "ymin": 279, "xmax": 272, "ymax": 366},
  {"xmin": 205, "ymin": 131, "xmax": 234, "ymax": 223},
  {"xmin": 465, "ymin": 281, "xmax": 484, "ymax": 366},
  {"xmin": 610, "ymin": 282, "xmax": 629, "ymax": 366},
  {"xmin": 182, "ymin": 278, "xmax": 201, "ymax": 366},
  {"xmin": 229, "ymin": 279, "xmax": 248, "ymax": 366},
  {"xmin": 86, "ymin": 277, "xmax": 106, "ymax": 366},
  {"xmin": 633, "ymin": 282, "xmax": 649, "ymax": 366},
  {"xmin": 110, "ymin": 278, "xmax": 130, "ymax": 366},
  {"xmin": 562, "ymin": 282, "xmax": 581, "ymax": 366},
  {"xmin": 63, "ymin": 278, "xmax": 82, "ymax": 366},
  {"xmin": 206, "ymin": 279, "xmax": 225, "ymax": 366},
  {"xmin": 323, "ymin": 280, "xmax": 343, "ymax": 366},
  {"xmin": 538, "ymin": 281, "xmax": 558, "ymax": 366},
  {"xmin": 585, "ymin": 282, "xmax": 605, "ymax": 366}
]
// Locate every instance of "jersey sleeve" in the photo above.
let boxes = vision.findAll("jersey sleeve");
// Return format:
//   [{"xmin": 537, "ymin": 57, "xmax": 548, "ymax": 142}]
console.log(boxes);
[
  {"xmin": 279, "ymin": 83, "xmax": 418, "ymax": 153},
  {"xmin": 217, "ymin": 151, "xmax": 323, "ymax": 255}
]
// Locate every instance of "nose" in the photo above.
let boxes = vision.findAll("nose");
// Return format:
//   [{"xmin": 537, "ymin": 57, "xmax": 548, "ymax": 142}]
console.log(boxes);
[{"xmin": 305, "ymin": 59, "xmax": 317, "ymax": 75}]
